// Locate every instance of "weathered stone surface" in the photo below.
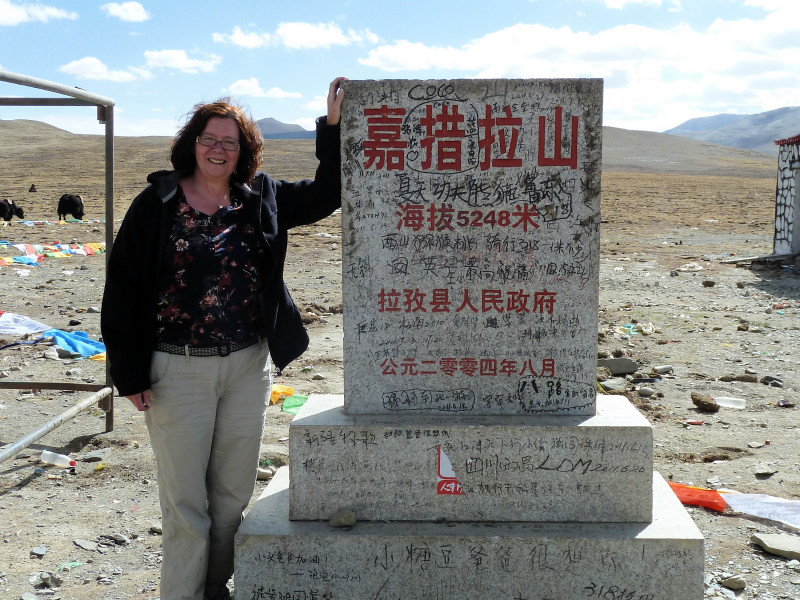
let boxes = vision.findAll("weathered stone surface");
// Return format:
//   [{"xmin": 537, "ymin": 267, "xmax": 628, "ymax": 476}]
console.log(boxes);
[
  {"xmin": 236, "ymin": 469, "xmax": 704, "ymax": 600},
  {"xmin": 751, "ymin": 533, "xmax": 800, "ymax": 560},
  {"xmin": 289, "ymin": 394, "xmax": 653, "ymax": 523},
  {"xmin": 340, "ymin": 78, "xmax": 602, "ymax": 416},
  {"xmin": 598, "ymin": 357, "xmax": 639, "ymax": 375}
]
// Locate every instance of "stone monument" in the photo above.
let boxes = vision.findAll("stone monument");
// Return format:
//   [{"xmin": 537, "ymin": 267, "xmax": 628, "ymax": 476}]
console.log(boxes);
[{"xmin": 235, "ymin": 79, "xmax": 704, "ymax": 600}]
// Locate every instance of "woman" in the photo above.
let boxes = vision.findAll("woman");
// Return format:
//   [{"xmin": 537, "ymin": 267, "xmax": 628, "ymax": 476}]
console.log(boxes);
[{"xmin": 101, "ymin": 77, "xmax": 346, "ymax": 600}]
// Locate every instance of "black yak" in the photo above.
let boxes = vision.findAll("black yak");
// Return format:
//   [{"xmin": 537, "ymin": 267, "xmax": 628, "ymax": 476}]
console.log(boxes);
[
  {"xmin": 57, "ymin": 193, "xmax": 85, "ymax": 220},
  {"xmin": 0, "ymin": 199, "xmax": 24, "ymax": 221}
]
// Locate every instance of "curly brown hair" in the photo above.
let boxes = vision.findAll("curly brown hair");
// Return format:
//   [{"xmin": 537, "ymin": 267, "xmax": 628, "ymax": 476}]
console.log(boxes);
[{"xmin": 170, "ymin": 97, "xmax": 262, "ymax": 184}]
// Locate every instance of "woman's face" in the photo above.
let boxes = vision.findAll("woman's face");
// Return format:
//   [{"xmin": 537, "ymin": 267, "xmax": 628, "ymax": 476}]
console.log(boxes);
[{"xmin": 194, "ymin": 116, "xmax": 241, "ymax": 182}]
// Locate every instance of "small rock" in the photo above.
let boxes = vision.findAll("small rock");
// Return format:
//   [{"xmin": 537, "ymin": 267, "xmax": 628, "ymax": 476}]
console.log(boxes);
[
  {"xmin": 312, "ymin": 374, "xmax": 326, "ymax": 381},
  {"xmin": 652, "ymin": 365, "xmax": 674, "ymax": 374},
  {"xmin": 754, "ymin": 463, "xmax": 777, "ymax": 477},
  {"xmin": 329, "ymin": 508, "xmax": 357, "ymax": 528},
  {"xmin": 702, "ymin": 280, "xmax": 716, "ymax": 287},
  {"xmin": 599, "ymin": 377, "xmax": 628, "ymax": 392},
  {"xmin": 718, "ymin": 373, "xmax": 758, "ymax": 383},
  {"xmin": 66, "ymin": 368, "xmax": 82, "ymax": 377},
  {"xmin": 73, "ymin": 538, "xmax": 98, "ymax": 552},
  {"xmin": 597, "ymin": 357, "xmax": 639, "ymax": 375},
  {"xmin": 691, "ymin": 392, "xmax": 719, "ymax": 413},
  {"xmin": 760, "ymin": 375, "xmax": 784, "ymax": 388},
  {"xmin": 256, "ymin": 467, "xmax": 273, "ymax": 481},
  {"xmin": 69, "ymin": 319, "xmax": 82, "ymax": 326},
  {"xmin": 637, "ymin": 387, "xmax": 656, "ymax": 397},
  {"xmin": 149, "ymin": 523, "xmax": 163, "ymax": 535},
  {"xmin": 100, "ymin": 533, "xmax": 131, "ymax": 545},
  {"xmin": 30, "ymin": 546, "xmax": 48, "ymax": 558},
  {"xmin": 719, "ymin": 575, "xmax": 746, "ymax": 591},
  {"xmin": 747, "ymin": 441, "xmax": 765, "ymax": 449},
  {"xmin": 30, "ymin": 570, "xmax": 63, "ymax": 588},
  {"xmin": 86, "ymin": 306, "xmax": 100, "ymax": 313},
  {"xmin": 80, "ymin": 449, "xmax": 109, "ymax": 462},
  {"xmin": 751, "ymin": 532, "xmax": 800, "ymax": 560}
]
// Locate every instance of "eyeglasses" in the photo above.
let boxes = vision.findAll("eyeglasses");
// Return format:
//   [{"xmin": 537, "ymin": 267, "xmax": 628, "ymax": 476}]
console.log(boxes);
[{"xmin": 196, "ymin": 135, "xmax": 240, "ymax": 151}]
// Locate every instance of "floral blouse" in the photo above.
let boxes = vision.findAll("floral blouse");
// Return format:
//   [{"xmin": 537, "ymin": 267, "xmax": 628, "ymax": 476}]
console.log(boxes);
[{"xmin": 155, "ymin": 191, "xmax": 265, "ymax": 347}]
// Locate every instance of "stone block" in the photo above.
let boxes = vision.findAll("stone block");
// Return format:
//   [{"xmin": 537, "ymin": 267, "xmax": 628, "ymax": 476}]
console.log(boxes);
[
  {"xmin": 340, "ymin": 78, "xmax": 603, "ymax": 416},
  {"xmin": 289, "ymin": 394, "xmax": 653, "ymax": 523},
  {"xmin": 235, "ymin": 469, "xmax": 704, "ymax": 600}
]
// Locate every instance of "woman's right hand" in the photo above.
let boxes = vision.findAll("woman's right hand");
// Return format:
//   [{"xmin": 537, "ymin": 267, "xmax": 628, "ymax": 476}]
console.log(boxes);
[{"xmin": 126, "ymin": 390, "xmax": 152, "ymax": 411}]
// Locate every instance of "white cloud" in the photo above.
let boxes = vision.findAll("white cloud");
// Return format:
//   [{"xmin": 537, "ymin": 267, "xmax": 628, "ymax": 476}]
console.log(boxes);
[
  {"xmin": 0, "ymin": 0, "xmax": 77, "ymax": 26},
  {"xmin": 144, "ymin": 50, "xmax": 222, "ymax": 74},
  {"xmin": 213, "ymin": 26, "xmax": 271, "ymax": 49},
  {"xmin": 357, "ymin": 5, "xmax": 800, "ymax": 132},
  {"xmin": 275, "ymin": 21, "xmax": 378, "ymax": 49},
  {"xmin": 100, "ymin": 2, "xmax": 150, "ymax": 22},
  {"xmin": 304, "ymin": 94, "xmax": 328, "ymax": 114},
  {"xmin": 213, "ymin": 22, "xmax": 378, "ymax": 50},
  {"xmin": 226, "ymin": 78, "xmax": 302, "ymax": 99},
  {"xmin": 595, "ymin": 0, "xmax": 662, "ymax": 8},
  {"xmin": 58, "ymin": 57, "xmax": 139, "ymax": 82},
  {"xmin": 294, "ymin": 117, "xmax": 317, "ymax": 132}
]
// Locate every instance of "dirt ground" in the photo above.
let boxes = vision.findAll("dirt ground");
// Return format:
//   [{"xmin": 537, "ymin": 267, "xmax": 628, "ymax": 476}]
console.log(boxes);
[{"xmin": 1, "ymin": 126, "xmax": 799, "ymax": 600}]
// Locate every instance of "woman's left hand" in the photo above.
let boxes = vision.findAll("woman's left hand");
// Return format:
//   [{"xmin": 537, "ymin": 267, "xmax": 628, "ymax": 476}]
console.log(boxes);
[{"xmin": 327, "ymin": 77, "xmax": 347, "ymax": 126}]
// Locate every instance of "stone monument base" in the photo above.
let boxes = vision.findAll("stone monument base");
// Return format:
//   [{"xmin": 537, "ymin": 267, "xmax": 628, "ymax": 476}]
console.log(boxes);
[
  {"xmin": 235, "ymin": 469, "xmax": 704, "ymax": 600},
  {"xmin": 289, "ymin": 394, "xmax": 654, "ymax": 523}
]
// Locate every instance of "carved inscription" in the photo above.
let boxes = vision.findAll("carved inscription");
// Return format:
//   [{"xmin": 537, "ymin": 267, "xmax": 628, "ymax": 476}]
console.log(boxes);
[
  {"xmin": 240, "ymin": 537, "xmax": 697, "ymax": 600},
  {"xmin": 291, "ymin": 426, "xmax": 651, "ymax": 521},
  {"xmin": 341, "ymin": 79, "xmax": 603, "ymax": 414}
]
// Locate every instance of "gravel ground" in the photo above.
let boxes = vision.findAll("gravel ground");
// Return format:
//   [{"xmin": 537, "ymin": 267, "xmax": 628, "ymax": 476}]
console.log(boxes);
[{"xmin": 1, "ymin": 126, "xmax": 798, "ymax": 599}]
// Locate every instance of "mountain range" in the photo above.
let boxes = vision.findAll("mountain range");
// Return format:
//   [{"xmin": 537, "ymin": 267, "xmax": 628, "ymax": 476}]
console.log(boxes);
[
  {"xmin": 663, "ymin": 106, "xmax": 800, "ymax": 156},
  {"xmin": 256, "ymin": 117, "xmax": 315, "ymax": 140}
]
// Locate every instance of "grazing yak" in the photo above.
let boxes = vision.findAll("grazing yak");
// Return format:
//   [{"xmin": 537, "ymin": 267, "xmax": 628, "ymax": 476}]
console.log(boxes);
[
  {"xmin": 57, "ymin": 193, "xmax": 85, "ymax": 221},
  {"xmin": 0, "ymin": 199, "xmax": 24, "ymax": 221}
]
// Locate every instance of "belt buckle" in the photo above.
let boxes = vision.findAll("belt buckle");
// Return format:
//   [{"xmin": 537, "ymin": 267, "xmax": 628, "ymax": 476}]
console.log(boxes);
[{"xmin": 218, "ymin": 343, "xmax": 231, "ymax": 357}]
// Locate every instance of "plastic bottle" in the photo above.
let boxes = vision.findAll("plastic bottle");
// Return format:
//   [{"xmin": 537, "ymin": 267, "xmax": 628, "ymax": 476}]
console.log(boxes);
[
  {"xmin": 40, "ymin": 450, "xmax": 77, "ymax": 468},
  {"xmin": 713, "ymin": 396, "xmax": 746, "ymax": 409}
]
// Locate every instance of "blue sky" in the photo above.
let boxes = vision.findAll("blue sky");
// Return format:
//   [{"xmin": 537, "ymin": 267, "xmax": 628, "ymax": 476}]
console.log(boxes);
[{"xmin": 0, "ymin": 0, "xmax": 797, "ymax": 136}]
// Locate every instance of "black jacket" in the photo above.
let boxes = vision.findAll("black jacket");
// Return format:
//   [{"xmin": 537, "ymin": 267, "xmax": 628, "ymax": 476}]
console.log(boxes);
[{"xmin": 101, "ymin": 117, "xmax": 340, "ymax": 396}]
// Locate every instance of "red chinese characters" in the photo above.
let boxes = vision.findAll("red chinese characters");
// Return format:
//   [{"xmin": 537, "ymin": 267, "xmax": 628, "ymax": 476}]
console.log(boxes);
[
  {"xmin": 363, "ymin": 105, "xmax": 408, "ymax": 171},
  {"xmin": 378, "ymin": 288, "xmax": 557, "ymax": 315},
  {"xmin": 380, "ymin": 356, "xmax": 556, "ymax": 378},
  {"xmin": 361, "ymin": 102, "xmax": 580, "ymax": 172}
]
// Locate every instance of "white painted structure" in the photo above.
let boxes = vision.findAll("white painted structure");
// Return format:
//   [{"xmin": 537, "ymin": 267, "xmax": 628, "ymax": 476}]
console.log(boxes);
[{"xmin": 773, "ymin": 132, "xmax": 800, "ymax": 256}]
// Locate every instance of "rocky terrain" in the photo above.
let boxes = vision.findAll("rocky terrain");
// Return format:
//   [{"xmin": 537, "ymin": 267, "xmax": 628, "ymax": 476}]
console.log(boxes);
[{"xmin": 0, "ymin": 123, "xmax": 798, "ymax": 599}]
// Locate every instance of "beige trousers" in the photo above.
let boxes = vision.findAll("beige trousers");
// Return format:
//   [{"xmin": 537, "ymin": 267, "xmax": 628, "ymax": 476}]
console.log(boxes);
[{"xmin": 145, "ymin": 342, "xmax": 271, "ymax": 600}]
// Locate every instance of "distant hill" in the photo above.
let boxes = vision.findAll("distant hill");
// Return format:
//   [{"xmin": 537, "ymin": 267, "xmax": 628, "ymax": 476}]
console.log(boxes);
[
  {"xmin": 0, "ymin": 118, "xmax": 776, "ymax": 180},
  {"xmin": 664, "ymin": 106, "xmax": 800, "ymax": 156},
  {"xmin": 256, "ymin": 117, "xmax": 314, "ymax": 140}
]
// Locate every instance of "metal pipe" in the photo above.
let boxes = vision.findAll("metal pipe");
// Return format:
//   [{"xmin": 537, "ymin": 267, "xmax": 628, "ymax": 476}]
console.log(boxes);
[
  {"xmin": 103, "ymin": 105, "xmax": 116, "ymax": 431},
  {"xmin": 0, "ymin": 381, "xmax": 107, "ymax": 392},
  {"xmin": 0, "ymin": 387, "xmax": 113, "ymax": 464},
  {"xmin": 0, "ymin": 69, "xmax": 114, "ymax": 107},
  {"xmin": 0, "ymin": 98, "xmax": 94, "ymax": 106}
]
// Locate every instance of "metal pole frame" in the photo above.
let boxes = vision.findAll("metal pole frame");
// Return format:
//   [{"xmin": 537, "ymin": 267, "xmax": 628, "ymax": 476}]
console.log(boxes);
[{"xmin": 0, "ymin": 69, "xmax": 116, "ymax": 462}]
